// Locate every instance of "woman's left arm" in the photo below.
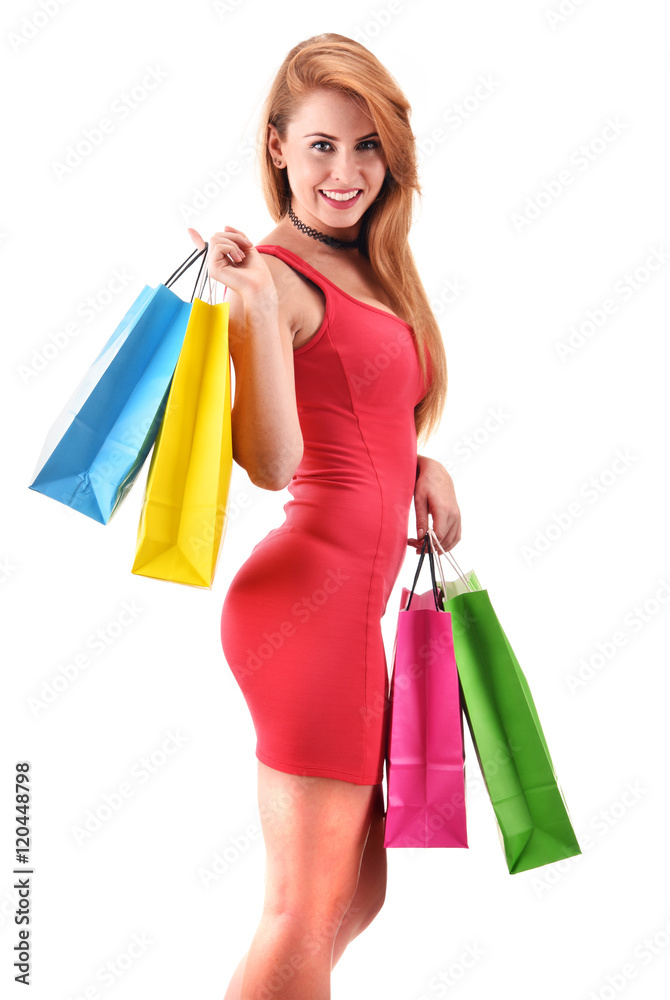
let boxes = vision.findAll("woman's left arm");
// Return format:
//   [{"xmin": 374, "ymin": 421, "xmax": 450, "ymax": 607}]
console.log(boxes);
[{"xmin": 408, "ymin": 454, "xmax": 462, "ymax": 553}]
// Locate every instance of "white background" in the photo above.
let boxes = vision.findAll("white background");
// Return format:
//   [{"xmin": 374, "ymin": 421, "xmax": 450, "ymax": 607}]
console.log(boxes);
[{"xmin": 2, "ymin": 1, "xmax": 670, "ymax": 998}]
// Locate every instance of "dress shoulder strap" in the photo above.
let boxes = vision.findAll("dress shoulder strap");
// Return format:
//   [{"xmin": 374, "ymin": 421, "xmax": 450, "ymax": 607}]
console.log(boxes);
[{"xmin": 255, "ymin": 245, "xmax": 331, "ymax": 293}]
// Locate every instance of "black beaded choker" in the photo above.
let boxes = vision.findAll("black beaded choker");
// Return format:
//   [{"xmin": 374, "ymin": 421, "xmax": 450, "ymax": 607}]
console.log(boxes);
[{"xmin": 288, "ymin": 196, "xmax": 360, "ymax": 250}]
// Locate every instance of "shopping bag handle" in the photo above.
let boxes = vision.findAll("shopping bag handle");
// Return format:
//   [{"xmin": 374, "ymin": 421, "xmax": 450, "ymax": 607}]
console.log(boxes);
[
  {"xmin": 404, "ymin": 531, "xmax": 442, "ymax": 611},
  {"xmin": 426, "ymin": 527, "xmax": 474, "ymax": 593},
  {"xmin": 164, "ymin": 244, "xmax": 209, "ymax": 303},
  {"xmin": 194, "ymin": 242, "xmax": 215, "ymax": 302},
  {"xmin": 192, "ymin": 242, "xmax": 226, "ymax": 305}
]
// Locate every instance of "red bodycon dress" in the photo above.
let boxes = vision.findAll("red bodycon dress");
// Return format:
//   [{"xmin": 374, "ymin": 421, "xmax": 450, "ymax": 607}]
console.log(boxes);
[{"xmin": 220, "ymin": 244, "xmax": 432, "ymax": 785}]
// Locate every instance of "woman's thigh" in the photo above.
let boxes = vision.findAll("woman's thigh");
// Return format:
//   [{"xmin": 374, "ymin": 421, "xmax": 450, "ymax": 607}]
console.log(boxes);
[{"xmin": 256, "ymin": 760, "xmax": 378, "ymax": 921}]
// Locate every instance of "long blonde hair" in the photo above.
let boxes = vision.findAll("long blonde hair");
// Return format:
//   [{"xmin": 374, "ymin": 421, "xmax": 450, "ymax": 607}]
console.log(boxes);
[{"xmin": 254, "ymin": 32, "xmax": 447, "ymax": 447}]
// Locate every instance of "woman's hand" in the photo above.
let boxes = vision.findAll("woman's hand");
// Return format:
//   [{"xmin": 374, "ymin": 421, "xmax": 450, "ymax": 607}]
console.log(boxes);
[
  {"xmin": 407, "ymin": 456, "xmax": 462, "ymax": 553},
  {"xmin": 186, "ymin": 226, "xmax": 274, "ymax": 299}
]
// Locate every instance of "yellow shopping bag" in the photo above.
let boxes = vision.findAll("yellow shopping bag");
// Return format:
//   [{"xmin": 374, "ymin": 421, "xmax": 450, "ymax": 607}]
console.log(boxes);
[{"xmin": 131, "ymin": 259, "xmax": 232, "ymax": 588}]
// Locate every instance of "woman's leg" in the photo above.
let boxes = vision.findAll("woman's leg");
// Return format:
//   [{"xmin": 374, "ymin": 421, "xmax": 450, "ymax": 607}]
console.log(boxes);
[
  {"xmin": 224, "ymin": 788, "xmax": 386, "ymax": 998},
  {"xmin": 223, "ymin": 949, "xmax": 248, "ymax": 1000},
  {"xmin": 331, "ymin": 780, "xmax": 387, "ymax": 968},
  {"xmin": 224, "ymin": 760, "xmax": 380, "ymax": 1000}
]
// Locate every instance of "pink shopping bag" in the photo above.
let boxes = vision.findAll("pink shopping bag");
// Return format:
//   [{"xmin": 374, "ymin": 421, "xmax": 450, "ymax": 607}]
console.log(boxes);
[{"xmin": 383, "ymin": 531, "xmax": 468, "ymax": 848}]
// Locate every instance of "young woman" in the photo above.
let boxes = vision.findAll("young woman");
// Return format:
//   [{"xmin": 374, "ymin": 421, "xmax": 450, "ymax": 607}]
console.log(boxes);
[{"xmin": 188, "ymin": 32, "xmax": 461, "ymax": 1000}]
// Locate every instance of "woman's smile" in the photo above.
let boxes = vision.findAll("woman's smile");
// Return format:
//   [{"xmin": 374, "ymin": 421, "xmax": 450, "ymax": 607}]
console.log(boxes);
[{"xmin": 318, "ymin": 189, "xmax": 363, "ymax": 209}]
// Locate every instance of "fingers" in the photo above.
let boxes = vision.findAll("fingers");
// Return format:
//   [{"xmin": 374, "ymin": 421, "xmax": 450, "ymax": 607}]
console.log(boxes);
[
  {"xmin": 407, "ymin": 521, "xmax": 461, "ymax": 553},
  {"xmin": 207, "ymin": 231, "xmax": 254, "ymax": 271},
  {"xmin": 186, "ymin": 227, "xmax": 206, "ymax": 251},
  {"xmin": 213, "ymin": 230, "xmax": 253, "ymax": 247},
  {"xmin": 185, "ymin": 228, "xmax": 254, "ymax": 266},
  {"xmin": 224, "ymin": 226, "xmax": 251, "ymax": 239}
]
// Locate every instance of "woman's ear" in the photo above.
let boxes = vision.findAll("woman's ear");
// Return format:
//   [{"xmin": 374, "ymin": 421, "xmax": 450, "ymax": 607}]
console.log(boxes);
[{"xmin": 267, "ymin": 122, "xmax": 282, "ymax": 161}]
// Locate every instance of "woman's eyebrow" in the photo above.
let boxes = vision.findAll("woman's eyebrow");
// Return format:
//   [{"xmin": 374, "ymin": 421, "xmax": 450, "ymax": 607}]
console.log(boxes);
[{"xmin": 303, "ymin": 132, "xmax": 380, "ymax": 141}]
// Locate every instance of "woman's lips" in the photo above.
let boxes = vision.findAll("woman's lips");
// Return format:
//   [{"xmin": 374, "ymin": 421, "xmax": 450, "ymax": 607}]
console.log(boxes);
[{"xmin": 319, "ymin": 190, "xmax": 362, "ymax": 209}]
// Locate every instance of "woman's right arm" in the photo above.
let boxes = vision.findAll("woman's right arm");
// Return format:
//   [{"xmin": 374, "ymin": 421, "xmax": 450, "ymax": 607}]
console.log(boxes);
[
  {"xmin": 228, "ymin": 280, "xmax": 304, "ymax": 491},
  {"xmin": 187, "ymin": 226, "xmax": 303, "ymax": 491}
]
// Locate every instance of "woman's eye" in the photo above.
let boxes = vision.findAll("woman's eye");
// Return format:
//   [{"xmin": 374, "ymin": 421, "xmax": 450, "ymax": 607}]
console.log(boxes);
[{"xmin": 310, "ymin": 140, "xmax": 379, "ymax": 152}]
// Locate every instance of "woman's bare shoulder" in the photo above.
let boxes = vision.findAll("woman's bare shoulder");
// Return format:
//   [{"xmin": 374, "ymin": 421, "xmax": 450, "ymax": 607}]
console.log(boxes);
[{"xmin": 253, "ymin": 237, "xmax": 310, "ymax": 336}]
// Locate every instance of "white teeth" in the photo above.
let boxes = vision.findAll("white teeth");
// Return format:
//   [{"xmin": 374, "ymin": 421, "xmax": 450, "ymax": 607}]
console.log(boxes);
[{"xmin": 321, "ymin": 190, "xmax": 360, "ymax": 201}]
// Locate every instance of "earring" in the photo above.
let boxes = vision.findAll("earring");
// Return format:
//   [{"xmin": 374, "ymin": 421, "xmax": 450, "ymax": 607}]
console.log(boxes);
[{"xmin": 274, "ymin": 158, "xmax": 283, "ymax": 166}]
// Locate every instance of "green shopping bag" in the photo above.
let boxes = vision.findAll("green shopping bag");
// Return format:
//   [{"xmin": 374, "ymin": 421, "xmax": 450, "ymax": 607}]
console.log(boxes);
[{"xmin": 425, "ymin": 528, "xmax": 581, "ymax": 874}]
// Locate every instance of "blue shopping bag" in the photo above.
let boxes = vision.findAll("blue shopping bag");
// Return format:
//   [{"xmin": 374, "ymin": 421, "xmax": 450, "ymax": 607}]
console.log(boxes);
[{"xmin": 29, "ymin": 246, "xmax": 208, "ymax": 524}]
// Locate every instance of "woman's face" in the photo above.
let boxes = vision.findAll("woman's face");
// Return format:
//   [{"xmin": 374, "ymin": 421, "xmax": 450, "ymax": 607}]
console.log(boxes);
[{"xmin": 268, "ymin": 87, "xmax": 388, "ymax": 241}]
